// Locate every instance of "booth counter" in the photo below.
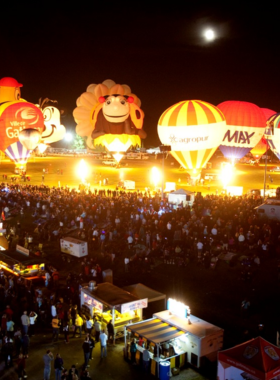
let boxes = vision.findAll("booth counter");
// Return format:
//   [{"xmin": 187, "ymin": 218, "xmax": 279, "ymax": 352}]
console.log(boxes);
[
  {"xmin": 125, "ymin": 309, "xmax": 223, "ymax": 377},
  {"xmin": 81, "ymin": 282, "xmax": 148, "ymax": 340}
]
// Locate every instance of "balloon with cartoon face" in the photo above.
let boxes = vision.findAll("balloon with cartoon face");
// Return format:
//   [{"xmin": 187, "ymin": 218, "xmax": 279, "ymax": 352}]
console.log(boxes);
[
  {"xmin": 73, "ymin": 80, "xmax": 146, "ymax": 153},
  {"xmin": 39, "ymin": 99, "xmax": 66, "ymax": 144}
]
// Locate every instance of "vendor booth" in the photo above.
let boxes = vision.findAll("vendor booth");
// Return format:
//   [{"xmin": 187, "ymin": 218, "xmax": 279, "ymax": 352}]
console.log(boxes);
[
  {"xmin": 218, "ymin": 337, "xmax": 280, "ymax": 380},
  {"xmin": 124, "ymin": 299, "xmax": 223, "ymax": 377},
  {"xmin": 122, "ymin": 283, "xmax": 166, "ymax": 319},
  {"xmin": 81, "ymin": 282, "xmax": 148, "ymax": 340},
  {"xmin": 168, "ymin": 189, "xmax": 195, "ymax": 207}
]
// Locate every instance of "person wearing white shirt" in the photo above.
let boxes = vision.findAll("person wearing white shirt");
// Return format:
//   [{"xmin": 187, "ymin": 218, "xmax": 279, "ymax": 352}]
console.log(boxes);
[
  {"xmin": 100, "ymin": 330, "xmax": 108, "ymax": 358},
  {"xmin": 86, "ymin": 317, "xmax": 93, "ymax": 334},
  {"xmin": 29, "ymin": 311, "xmax": 37, "ymax": 336}
]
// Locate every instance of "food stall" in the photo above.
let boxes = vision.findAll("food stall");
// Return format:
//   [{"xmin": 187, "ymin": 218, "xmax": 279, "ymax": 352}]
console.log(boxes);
[
  {"xmin": 124, "ymin": 298, "xmax": 224, "ymax": 377},
  {"xmin": 80, "ymin": 282, "xmax": 148, "ymax": 340}
]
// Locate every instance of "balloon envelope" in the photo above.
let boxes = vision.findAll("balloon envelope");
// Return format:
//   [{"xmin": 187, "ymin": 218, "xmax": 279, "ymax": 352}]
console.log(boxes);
[
  {"xmin": 217, "ymin": 101, "xmax": 266, "ymax": 160},
  {"xmin": 158, "ymin": 100, "xmax": 226, "ymax": 172},
  {"xmin": 5, "ymin": 141, "xmax": 32, "ymax": 164},
  {"xmin": 265, "ymin": 113, "xmax": 280, "ymax": 160},
  {"xmin": 250, "ymin": 108, "xmax": 276, "ymax": 159},
  {"xmin": 0, "ymin": 101, "xmax": 44, "ymax": 152}
]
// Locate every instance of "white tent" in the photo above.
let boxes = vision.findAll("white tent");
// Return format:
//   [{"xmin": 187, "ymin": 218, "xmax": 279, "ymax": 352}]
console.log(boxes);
[{"xmin": 168, "ymin": 189, "xmax": 195, "ymax": 206}]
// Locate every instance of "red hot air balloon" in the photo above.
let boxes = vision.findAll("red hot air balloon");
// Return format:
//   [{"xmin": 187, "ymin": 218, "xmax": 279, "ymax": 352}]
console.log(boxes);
[{"xmin": 217, "ymin": 101, "xmax": 266, "ymax": 162}]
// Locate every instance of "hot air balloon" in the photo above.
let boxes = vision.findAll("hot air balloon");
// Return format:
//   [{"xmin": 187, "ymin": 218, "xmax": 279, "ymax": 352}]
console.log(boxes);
[
  {"xmin": 157, "ymin": 100, "xmax": 227, "ymax": 179},
  {"xmin": 265, "ymin": 112, "xmax": 280, "ymax": 160},
  {"xmin": 250, "ymin": 108, "xmax": 276, "ymax": 160},
  {"xmin": 0, "ymin": 77, "xmax": 45, "ymax": 152},
  {"xmin": 73, "ymin": 80, "xmax": 146, "ymax": 163},
  {"xmin": 5, "ymin": 141, "xmax": 32, "ymax": 171},
  {"xmin": 39, "ymin": 98, "xmax": 66, "ymax": 145},
  {"xmin": 217, "ymin": 101, "xmax": 266, "ymax": 162}
]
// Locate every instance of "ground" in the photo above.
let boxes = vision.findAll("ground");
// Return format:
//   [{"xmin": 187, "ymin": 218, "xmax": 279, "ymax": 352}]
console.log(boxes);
[{"xmin": 0, "ymin": 154, "xmax": 279, "ymax": 380}]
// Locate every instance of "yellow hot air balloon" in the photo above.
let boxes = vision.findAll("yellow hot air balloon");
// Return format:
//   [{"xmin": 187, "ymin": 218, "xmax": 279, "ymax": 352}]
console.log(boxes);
[{"xmin": 158, "ymin": 100, "xmax": 227, "ymax": 178}]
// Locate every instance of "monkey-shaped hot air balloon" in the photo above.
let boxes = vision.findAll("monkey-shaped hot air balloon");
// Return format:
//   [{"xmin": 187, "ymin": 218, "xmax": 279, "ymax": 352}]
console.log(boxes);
[{"xmin": 73, "ymin": 79, "xmax": 146, "ymax": 163}]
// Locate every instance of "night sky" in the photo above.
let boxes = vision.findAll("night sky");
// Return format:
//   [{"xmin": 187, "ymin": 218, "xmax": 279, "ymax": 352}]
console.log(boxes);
[{"xmin": 1, "ymin": 3, "xmax": 280, "ymax": 146}]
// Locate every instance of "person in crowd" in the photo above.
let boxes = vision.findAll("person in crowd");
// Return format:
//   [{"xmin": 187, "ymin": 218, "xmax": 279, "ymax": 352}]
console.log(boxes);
[
  {"xmin": 85, "ymin": 316, "xmax": 93, "ymax": 335},
  {"xmin": 52, "ymin": 315, "xmax": 60, "ymax": 342},
  {"xmin": 99, "ymin": 329, "xmax": 108, "ymax": 359},
  {"xmin": 54, "ymin": 353, "xmax": 64, "ymax": 380},
  {"xmin": 93, "ymin": 318, "xmax": 101, "ymax": 342},
  {"xmin": 107, "ymin": 320, "xmax": 114, "ymax": 345},
  {"xmin": 21, "ymin": 311, "xmax": 30, "ymax": 335},
  {"xmin": 63, "ymin": 319, "xmax": 69, "ymax": 343},
  {"xmin": 72, "ymin": 314, "xmax": 83, "ymax": 338},
  {"xmin": 130, "ymin": 338, "xmax": 137, "ymax": 365},
  {"xmin": 17, "ymin": 353, "xmax": 27, "ymax": 379},
  {"xmin": 82, "ymin": 336, "xmax": 91, "ymax": 369},
  {"xmin": 29, "ymin": 311, "xmax": 37, "ymax": 337},
  {"xmin": 43, "ymin": 350, "xmax": 54, "ymax": 380},
  {"xmin": 22, "ymin": 334, "xmax": 30, "ymax": 358}
]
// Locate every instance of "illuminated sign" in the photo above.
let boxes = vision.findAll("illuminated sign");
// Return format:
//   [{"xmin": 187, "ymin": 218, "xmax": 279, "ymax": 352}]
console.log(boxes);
[
  {"xmin": 167, "ymin": 298, "xmax": 191, "ymax": 319},
  {"xmin": 121, "ymin": 298, "xmax": 148, "ymax": 314},
  {"xmin": 83, "ymin": 293, "xmax": 103, "ymax": 313}
]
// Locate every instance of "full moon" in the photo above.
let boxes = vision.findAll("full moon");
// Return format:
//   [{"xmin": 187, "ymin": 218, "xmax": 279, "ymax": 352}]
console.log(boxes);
[{"xmin": 204, "ymin": 28, "xmax": 215, "ymax": 41}]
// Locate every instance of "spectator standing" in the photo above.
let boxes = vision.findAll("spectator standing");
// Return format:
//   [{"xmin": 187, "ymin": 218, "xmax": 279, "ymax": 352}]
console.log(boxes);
[
  {"xmin": 82, "ymin": 336, "xmax": 91, "ymax": 368},
  {"xmin": 43, "ymin": 350, "xmax": 54, "ymax": 380},
  {"xmin": 29, "ymin": 311, "xmax": 37, "ymax": 336},
  {"xmin": 94, "ymin": 318, "xmax": 101, "ymax": 342},
  {"xmin": 17, "ymin": 353, "xmax": 27, "ymax": 379},
  {"xmin": 142, "ymin": 348, "xmax": 150, "ymax": 372},
  {"xmin": 130, "ymin": 338, "xmax": 137, "ymax": 364},
  {"xmin": 6, "ymin": 318, "xmax": 15, "ymax": 338},
  {"xmin": 100, "ymin": 329, "xmax": 108, "ymax": 359},
  {"xmin": 21, "ymin": 311, "xmax": 30, "ymax": 335},
  {"xmin": 52, "ymin": 316, "xmax": 60, "ymax": 342},
  {"xmin": 85, "ymin": 316, "xmax": 93, "ymax": 335},
  {"xmin": 22, "ymin": 334, "xmax": 30, "ymax": 357},
  {"xmin": 73, "ymin": 314, "xmax": 83, "ymax": 338},
  {"xmin": 54, "ymin": 353, "xmax": 64, "ymax": 380},
  {"xmin": 2, "ymin": 338, "xmax": 14, "ymax": 368},
  {"xmin": 87, "ymin": 333, "xmax": 95, "ymax": 360},
  {"xmin": 107, "ymin": 320, "xmax": 114, "ymax": 344}
]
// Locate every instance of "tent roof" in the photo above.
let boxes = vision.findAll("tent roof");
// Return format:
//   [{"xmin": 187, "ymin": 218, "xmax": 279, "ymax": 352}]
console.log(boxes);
[
  {"xmin": 127, "ymin": 317, "xmax": 186, "ymax": 344},
  {"xmin": 122, "ymin": 283, "xmax": 166, "ymax": 303},
  {"xmin": 82, "ymin": 282, "xmax": 139, "ymax": 309},
  {"xmin": 218, "ymin": 337, "xmax": 280, "ymax": 379},
  {"xmin": 170, "ymin": 189, "xmax": 195, "ymax": 195}
]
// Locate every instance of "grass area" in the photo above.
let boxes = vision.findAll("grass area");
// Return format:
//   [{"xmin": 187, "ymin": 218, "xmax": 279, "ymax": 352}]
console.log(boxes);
[{"xmin": 0, "ymin": 155, "xmax": 279, "ymax": 195}]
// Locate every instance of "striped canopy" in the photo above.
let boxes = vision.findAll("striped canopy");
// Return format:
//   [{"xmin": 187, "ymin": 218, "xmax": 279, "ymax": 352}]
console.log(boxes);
[{"xmin": 127, "ymin": 318, "xmax": 185, "ymax": 344}]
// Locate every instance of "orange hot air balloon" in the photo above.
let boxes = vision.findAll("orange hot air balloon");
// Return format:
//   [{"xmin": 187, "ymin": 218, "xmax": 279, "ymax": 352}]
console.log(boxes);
[
  {"xmin": 158, "ymin": 100, "xmax": 227, "ymax": 177},
  {"xmin": 250, "ymin": 108, "xmax": 276, "ymax": 160},
  {"xmin": 73, "ymin": 80, "xmax": 146, "ymax": 162}
]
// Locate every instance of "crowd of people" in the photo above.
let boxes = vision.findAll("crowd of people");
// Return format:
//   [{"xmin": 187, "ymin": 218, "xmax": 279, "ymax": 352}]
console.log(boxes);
[{"xmin": 0, "ymin": 180, "xmax": 279, "ymax": 379}]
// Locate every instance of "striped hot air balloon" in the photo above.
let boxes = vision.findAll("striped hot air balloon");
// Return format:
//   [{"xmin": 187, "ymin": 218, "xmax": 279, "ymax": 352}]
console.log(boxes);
[
  {"xmin": 5, "ymin": 141, "xmax": 32, "ymax": 165},
  {"xmin": 265, "ymin": 112, "xmax": 280, "ymax": 160},
  {"xmin": 157, "ymin": 100, "xmax": 226, "ymax": 175}
]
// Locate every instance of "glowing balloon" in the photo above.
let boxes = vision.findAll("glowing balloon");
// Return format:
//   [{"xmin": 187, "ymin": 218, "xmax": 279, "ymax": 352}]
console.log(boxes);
[
  {"xmin": 265, "ymin": 112, "xmax": 280, "ymax": 160},
  {"xmin": 0, "ymin": 101, "xmax": 45, "ymax": 152},
  {"xmin": 0, "ymin": 77, "xmax": 23, "ymax": 103},
  {"xmin": 19, "ymin": 129, "xmax": 41, "ymax": 150},
  {"xmin": 73, "ymin": 80, "xmax": 146, "ymax": 155},
  {"xmin": 158, "ymin": 100, "xmax": 226, "ymax": 176},
  {"xmin": 5, "ymin": 141, "xmax": 32, "ymax": 165},
  {"xmin": 217, "ymin": 101, "xmax": 266, "ymax": 161},
  {"xmin": 250, "ymin": 108, "xmax": 276, "ymax": 159},
  {"xmin": 39, "ymin": 98, "xmax": 66, "ymax": 144}
]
